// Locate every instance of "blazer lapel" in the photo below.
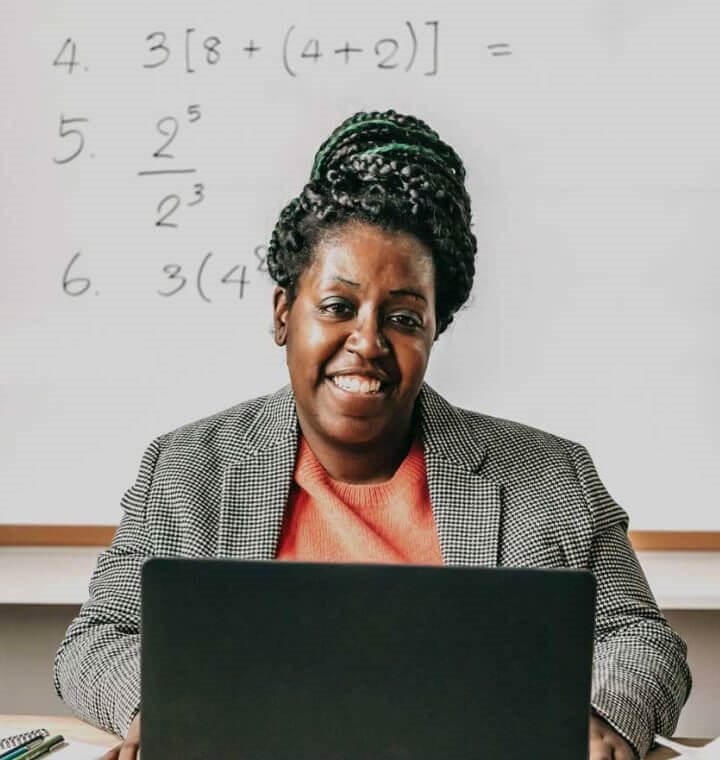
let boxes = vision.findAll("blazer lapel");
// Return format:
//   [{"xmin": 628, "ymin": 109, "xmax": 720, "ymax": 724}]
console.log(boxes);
[
  {"xmin": 419, "ymin": 385, "xmax": 502, "ymax": 567},
  {"xmin": 217, "ymin": 386, "xmax": 299, "ymax": 560},
  {"xmin": 216, "ymin": 383, "xmax": 502, "ymax": 566}
]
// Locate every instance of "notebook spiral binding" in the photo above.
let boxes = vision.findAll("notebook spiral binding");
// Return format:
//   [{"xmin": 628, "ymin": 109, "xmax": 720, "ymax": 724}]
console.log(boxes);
[{"xmin": 0, "ymin": 728, "xmax": 50, "ymax": 751}]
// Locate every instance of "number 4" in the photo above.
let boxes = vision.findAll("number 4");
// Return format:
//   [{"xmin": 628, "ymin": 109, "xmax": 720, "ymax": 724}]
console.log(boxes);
[
  {"xmin": 221, "ymin": 264, "xmax": 249, "ymax": 299},
  {"xmin": 301, "ymin": 39, "xmax": 322, "ymax": 62},
  {"xmin": 53, "ymin": 38, "xmax": 80, "ymax": 74}
]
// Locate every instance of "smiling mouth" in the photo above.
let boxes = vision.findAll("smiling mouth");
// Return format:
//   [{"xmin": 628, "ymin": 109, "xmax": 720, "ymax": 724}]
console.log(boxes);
[{"xmin": 328, "ymin": 375, "xmax": 388, "ymax": 395}]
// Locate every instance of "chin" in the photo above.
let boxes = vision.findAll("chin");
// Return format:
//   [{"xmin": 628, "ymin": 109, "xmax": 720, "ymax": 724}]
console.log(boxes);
[{"xmin": 324, "ymin": 416, "xmax": 390, "ymax": 448}]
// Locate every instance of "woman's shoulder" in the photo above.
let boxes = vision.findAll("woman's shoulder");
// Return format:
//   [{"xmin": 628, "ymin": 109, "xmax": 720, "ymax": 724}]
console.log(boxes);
[
  {"xmin": 464, "ymin": 405, "xmax": 578, "ymax": 455},
  {"xmin": 420, "ymin": 383, "xmax": 580, "ymax": 459},
  {"xmin": 152, "ymin": 385, "xmax": 296, "ymax": 461}
]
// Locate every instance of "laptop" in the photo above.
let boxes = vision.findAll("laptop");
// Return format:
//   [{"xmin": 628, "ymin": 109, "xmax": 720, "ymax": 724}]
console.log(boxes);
[{"xmin": 141, "ymin": 559, "xmax": 596, "ymax": 759}]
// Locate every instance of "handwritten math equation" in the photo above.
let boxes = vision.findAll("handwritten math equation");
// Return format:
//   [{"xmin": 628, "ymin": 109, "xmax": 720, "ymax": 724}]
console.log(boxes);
[
  {"xmin": 51, "ymin": 22, "xmax": 443, "ymax": 302},
  {"xmin": 56, "ymin": 95, "xmax": 263, "ymax": 302},
  {"xmin": 54, "ymin": 21, "xmax": 440, "ymax": 79},
  {"xmin": 54, "ymin": 102, "xmax": 215, "ymax": 246},
  {"xmin": 50, "ymin": 22, "xmax": 511, "ymax": 303},
  {"xmin": 62, "ymin": 247, "xmax": 268, "ymax": 303}
]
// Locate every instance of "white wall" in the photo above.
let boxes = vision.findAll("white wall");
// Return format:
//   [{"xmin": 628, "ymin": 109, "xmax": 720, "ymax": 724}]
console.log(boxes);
[{"xmin": 2, "ymin": 0, "xmax": 719, "ymax": 532}]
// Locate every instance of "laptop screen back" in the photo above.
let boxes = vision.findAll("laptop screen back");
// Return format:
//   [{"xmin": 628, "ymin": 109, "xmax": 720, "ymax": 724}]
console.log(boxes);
[{"xmin": 141, "ymin": 559, "xmax": 595, "ymax": 760}]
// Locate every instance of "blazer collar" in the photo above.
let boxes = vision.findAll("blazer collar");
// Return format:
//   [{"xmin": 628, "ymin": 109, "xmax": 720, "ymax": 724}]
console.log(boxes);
[
  {"xmin": 418, "ymin": 384, "xmax": 502, "ymax": 567},
  {"xmin": 218, "ymin": 383, "xmax": 501, "ymax": 567},
  {"xmin": 228, "ymin": 384, "xmax": 298, "ymax": 458},
  {"xmin": 217, "ymin": 385, "xmax": 298, "ymax": 559},
  {"xmin": 416, "ymin": 384, "xmax": 488, "ymax": 471}
]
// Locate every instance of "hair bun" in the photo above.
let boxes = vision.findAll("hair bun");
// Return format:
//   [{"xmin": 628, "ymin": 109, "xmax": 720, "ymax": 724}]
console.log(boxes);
[{"xmin": 311, "ymin": 110, "xmax": 464, "ymax": 184}]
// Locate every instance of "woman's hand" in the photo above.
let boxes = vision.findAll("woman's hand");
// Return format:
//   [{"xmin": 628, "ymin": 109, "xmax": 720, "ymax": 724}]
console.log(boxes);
[
  {"xmin": 101, "ymin": 712, "xmax": 141, "ymax": 760},
  {"xmin": 589, "ymin": 713, "xmax": 635, "ymax": 760}
]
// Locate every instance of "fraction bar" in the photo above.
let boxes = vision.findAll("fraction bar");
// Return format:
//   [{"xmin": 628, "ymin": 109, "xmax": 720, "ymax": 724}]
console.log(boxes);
[{"xmin": 137, "ymin": 168, "xmax": 197, "ymax": 176}]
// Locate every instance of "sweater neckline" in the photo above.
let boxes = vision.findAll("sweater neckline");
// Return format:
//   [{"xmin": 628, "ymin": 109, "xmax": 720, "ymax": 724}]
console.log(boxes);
[{"xmin": 295, "ymin": 436, "xmax": 426, "ymax": 509}]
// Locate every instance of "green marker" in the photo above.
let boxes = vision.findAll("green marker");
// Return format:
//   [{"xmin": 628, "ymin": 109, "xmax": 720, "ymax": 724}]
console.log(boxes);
[
  {"xmin": 14, "ymin": 735, "xmax": 64, "ymax": 760},
  {"xmin": 1, "ymin": 740, "xmax": 44, "ymax": 760}
]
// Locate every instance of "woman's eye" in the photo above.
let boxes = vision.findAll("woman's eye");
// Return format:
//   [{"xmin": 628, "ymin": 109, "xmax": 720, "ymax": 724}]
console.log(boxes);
[
  {"xmin": 319, "ymin": 301, "xmax": 352, "ymax": 316},
  {"xmin": 389, "ymin": 313, "xmax": 421, "ymax": 329}
]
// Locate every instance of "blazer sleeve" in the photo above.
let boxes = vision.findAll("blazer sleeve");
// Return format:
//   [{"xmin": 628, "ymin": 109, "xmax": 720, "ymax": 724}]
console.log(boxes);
[
  {"xmin": 53, "ymin": 438, "xmax": 162, "ymax": 738},
  {"xmin": 571, "ymin": 443, "xmax": 692, "ymax": 759}
]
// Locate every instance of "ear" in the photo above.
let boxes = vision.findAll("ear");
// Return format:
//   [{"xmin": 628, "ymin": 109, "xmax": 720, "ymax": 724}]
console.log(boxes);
[{"xmin": 272, "ymin": 286, "xmax": 290, "ymax": 346}]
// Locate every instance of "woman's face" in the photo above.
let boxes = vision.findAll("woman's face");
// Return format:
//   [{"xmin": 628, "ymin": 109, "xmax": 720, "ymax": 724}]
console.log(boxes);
[{"xmin": 273, "ymin": 222, "xmax": 437, "ymax": 449}]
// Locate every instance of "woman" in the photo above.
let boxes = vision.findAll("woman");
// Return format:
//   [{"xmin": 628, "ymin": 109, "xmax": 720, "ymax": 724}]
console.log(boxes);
[{"xmin": 54, "ymin": 110, "xmax": 690, "ymax": 760}]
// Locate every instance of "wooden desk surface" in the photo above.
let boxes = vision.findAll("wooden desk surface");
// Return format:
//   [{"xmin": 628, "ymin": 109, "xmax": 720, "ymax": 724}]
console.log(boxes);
[
  {"xmin": 0, "ymin": 715, "xmax": 710, "ymax": 757},
  {"xmin": 647, "ymin": 738, "xmax": 711, "ymax": 758}
]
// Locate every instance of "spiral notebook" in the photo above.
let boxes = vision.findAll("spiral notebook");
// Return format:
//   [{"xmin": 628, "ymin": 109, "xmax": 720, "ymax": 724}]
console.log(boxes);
[
  {"xmin": 0, "ymin": 727, "xmax": 105, "ymax": 760},
  {"xmin": 0, "ymin": 728, "xmax": 49, "ymax": 752}
]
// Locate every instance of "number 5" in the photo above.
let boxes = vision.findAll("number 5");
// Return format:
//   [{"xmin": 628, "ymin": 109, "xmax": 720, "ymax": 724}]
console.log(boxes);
[{"xmin": 53, "ymin": 115, "xmax": 88, "ymax": 164}]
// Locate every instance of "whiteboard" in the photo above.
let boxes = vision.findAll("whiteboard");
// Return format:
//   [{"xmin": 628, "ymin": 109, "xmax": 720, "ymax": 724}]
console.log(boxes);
[{"xmin": 1, "ymin": 0, "xmax": 718, "ymax": 530}]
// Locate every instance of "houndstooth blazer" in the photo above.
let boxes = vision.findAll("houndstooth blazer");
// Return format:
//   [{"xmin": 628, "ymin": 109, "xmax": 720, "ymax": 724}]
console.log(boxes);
[{"xmin": 53, "ymin": 383, "xmax": 691, "ymax": 758}]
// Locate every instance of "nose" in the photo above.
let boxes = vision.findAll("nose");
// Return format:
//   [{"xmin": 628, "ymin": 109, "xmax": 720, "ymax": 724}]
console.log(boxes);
[{"xmin": 345, "ymin": 315, "xmax": 390, "ymax": 359}]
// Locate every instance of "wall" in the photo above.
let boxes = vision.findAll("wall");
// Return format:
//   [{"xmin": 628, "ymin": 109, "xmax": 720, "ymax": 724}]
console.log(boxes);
[{"xmin": 2, "ymin": 1, "xmax": 719, "ymax": 532}]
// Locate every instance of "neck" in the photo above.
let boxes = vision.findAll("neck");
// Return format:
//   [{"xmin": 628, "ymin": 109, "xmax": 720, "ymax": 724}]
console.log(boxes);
[{"xmin": 298, "ymin": 424, "xmax": 416, "ymax": 485}]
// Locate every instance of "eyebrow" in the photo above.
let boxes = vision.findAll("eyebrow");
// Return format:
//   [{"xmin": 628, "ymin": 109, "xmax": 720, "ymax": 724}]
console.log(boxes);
[
  {"xmin": 329, "ymin": 277, "xmax": 428, "ymax": 304},
  {"xmin": 332, "ymin": 276, "xmax": 360, "ymax": 288},
  {"xmin": 390, "ymin": 288, "xmax": 427, "ymax": 303}
]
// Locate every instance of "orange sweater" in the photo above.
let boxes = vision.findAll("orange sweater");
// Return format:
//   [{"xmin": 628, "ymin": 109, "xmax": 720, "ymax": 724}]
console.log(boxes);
[{"xmin": 276, "ymin": 437, "xmax": 443, "ymax": 565}]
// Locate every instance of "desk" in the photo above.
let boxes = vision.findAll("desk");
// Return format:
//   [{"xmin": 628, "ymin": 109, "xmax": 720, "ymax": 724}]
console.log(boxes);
[
  {"xmin": 0, "ymin": 715, "xmax": 711, "ymax": 758},
  {"xmin": 648, "ymin": 739, "xmax": 712, "ymax": 759}
]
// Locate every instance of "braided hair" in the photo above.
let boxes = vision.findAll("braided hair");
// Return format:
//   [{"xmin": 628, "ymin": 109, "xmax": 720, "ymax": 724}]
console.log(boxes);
[{"xmin": 267, "ymin": 110, "xmax": 477, "ymax": 334}]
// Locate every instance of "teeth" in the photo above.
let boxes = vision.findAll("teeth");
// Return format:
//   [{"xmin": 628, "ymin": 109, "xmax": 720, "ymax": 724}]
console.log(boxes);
[{"xmin": 331, "ymin": 375, "xmax": 382, "ymax": 393}]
